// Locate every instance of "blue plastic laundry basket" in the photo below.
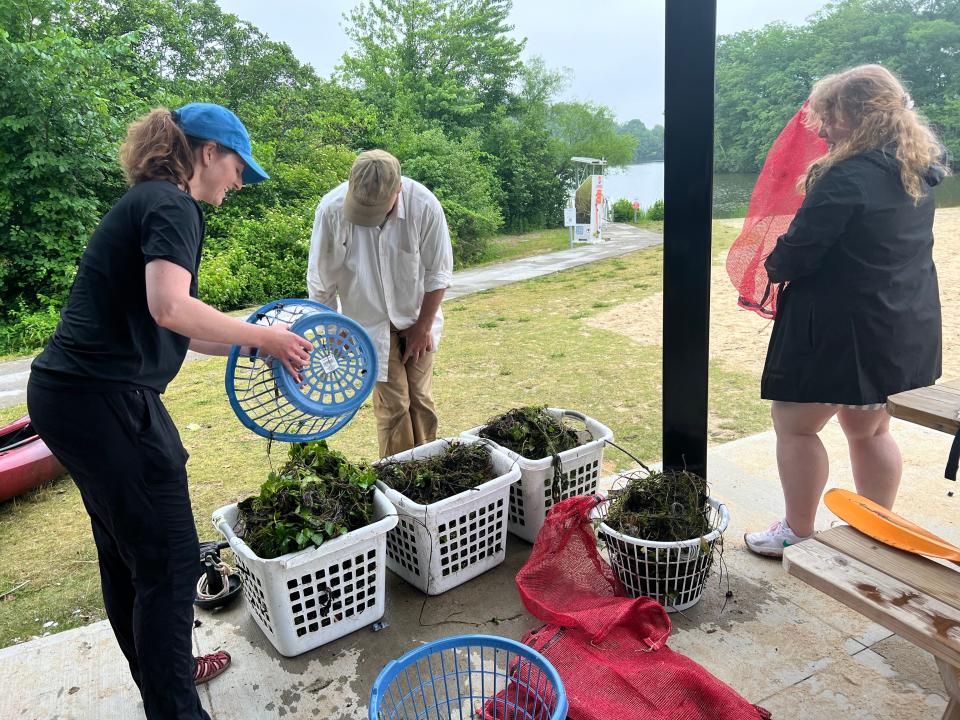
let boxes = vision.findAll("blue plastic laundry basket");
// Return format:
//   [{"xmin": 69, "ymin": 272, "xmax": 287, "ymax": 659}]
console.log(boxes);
[
  {"xmin": 225, "ymin": 299, "xmax": 377, "ymax": 442},
  {"xmin": 369, "ymin": 634, "xmax": 567, "ymax": 720},
  {"xmin": 276, "ymin": 310, "xmax": 379, "ymax": 417}
]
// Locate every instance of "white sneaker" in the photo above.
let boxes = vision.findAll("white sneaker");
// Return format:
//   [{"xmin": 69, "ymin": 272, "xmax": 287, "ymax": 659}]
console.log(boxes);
[{"xmin": 744, "ymin": 519, "xmax": 812, "ymax": 558}]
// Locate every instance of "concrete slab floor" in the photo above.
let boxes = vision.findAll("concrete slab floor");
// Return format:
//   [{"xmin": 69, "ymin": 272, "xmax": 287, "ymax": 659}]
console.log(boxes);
[{"xmin": 0, "ymin": 418, "xmax": 955, "ymax": 719}]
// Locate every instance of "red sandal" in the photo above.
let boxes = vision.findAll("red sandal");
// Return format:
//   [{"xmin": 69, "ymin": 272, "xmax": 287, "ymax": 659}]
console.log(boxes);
[{"xmin": 194, "ymin": 650, "xmax": 231, "ymax": 685}]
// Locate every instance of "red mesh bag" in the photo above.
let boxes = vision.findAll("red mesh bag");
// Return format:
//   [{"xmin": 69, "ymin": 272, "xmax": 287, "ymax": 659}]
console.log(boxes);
[
  {"xmin": 726, "ymin": 102, "xmax": 827, "ymax": 318},
  {"xmin": 514, "ymin": 496, "xmax": 771, "ymax": 720}
]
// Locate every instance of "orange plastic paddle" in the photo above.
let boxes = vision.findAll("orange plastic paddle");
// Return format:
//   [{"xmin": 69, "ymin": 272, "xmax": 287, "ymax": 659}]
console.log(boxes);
[{"xmin": 823, "ymin": 488, "xmax": 960, "ymax": 564}]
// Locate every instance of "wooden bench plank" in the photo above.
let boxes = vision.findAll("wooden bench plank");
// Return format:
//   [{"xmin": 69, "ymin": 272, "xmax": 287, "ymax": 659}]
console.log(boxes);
[
  {"xmin": 887, "ymin": 380, "xmax": 960, "ymax": 435},
  {"xmin": 783, "ymin": 538, "xmax": 960, "ymax": 666},
  {"xmin": 815, "ymin": 526, "xmax": 960, "ymax": 612}
]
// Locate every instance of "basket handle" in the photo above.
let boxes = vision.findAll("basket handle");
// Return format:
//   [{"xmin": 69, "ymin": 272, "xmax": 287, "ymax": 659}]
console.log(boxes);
[
  {"xmin": 213, "ymin": 511, "xmax": 233, "ymax": 537},
  {"xmin": 557, "ymin": 409, "xmax": 590, "ymax": 437},
  {"xmin": 561, "ymin": 409, "xmax": 587, "ymax": 424}
]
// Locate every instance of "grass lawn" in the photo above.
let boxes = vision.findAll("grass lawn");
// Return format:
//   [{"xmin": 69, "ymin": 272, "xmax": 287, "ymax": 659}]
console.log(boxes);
[
  {"xmin": 472, "ymin": 227, "xmax": 571, "ymax": 266},
  {"xmin": 0, "ymin": 349, "xmax": 42, "ymax": 363},
  {"xmin": 0, "ymin": 221, "xmax": 768, "ymax": 647},
  {"xmin": 0, "ymin": 223, "xmax": 645, "ymax": 362},
  {"xmin": 624, "ymin": 219, "xmax": 664, "ymax": 234}
]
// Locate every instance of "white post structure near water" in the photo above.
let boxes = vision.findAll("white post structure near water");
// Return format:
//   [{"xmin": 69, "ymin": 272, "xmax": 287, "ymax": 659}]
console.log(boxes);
[{"xmin": 568, "ymin": 156, "xmax": 608, "ymax": 245}]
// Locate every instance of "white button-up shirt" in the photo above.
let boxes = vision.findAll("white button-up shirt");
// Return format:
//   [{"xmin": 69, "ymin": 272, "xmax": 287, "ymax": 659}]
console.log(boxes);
[{"xmin": 307, "ymin": 177, "xmax": 454, "ymax": 381}]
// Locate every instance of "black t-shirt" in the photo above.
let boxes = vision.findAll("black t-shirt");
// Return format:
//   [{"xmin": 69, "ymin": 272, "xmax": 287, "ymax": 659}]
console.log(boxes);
[{"xmin": 31, "ymin": 180, "xmax": 204, "ymax": 393}]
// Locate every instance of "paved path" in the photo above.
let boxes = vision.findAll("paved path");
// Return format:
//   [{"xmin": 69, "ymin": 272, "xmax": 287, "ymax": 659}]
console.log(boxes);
[
  {"xmin": 447, "ymin": 221, "xmax": 660, "ymax": 299},
  {"xmin": 0, "ymin": 223, "xmax": 661, "ymax": 410},
  {"xmin": 0, "ymin": 357, "xmax": 31, "ymax": 409}
]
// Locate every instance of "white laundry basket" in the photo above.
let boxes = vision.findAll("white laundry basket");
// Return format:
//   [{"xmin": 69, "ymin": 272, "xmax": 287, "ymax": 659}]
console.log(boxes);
[
  {"xmin": 591, "ymin": 495, "xmax": 728, "ymax": 612},
  {"xmin": 375, "ymin": 438, "xmax": 520, "ymax": 595},
  {"xmin": 212, "ymin": 489, "xmax": 397, "ymax": 656},
  {"xmin": 462, "ymin": 409, "xmax": 613, "ymax": 543}
]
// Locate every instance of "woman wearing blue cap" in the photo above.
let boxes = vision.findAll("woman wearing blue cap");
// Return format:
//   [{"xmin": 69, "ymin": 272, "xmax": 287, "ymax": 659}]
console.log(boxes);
[{"xmin": 26, "ymin": 103, "xmax": 313, "ymax": 719}]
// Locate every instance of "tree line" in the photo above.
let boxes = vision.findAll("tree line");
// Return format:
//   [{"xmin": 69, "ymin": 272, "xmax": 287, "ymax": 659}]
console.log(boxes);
[
  {"xmin": 715, "ymin": 0, "xmax": 960, "ymax": 172},
  {"xmin": 4, "ymin": 0, "xmax": 958, "ymax": 355},
  {"xmin": 0, "ymin": 0, "xmax": 639, "ymax": 354}
]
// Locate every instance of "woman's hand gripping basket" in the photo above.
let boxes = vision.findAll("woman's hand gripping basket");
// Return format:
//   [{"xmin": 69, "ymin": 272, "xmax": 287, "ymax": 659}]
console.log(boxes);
[{"xmin": 225, "ymin": 298, "xmax": 378, "ymax": 442}]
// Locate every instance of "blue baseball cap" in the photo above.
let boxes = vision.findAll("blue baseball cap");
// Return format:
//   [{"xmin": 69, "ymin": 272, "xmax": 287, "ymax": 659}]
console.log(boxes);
[{"xmin": 174, "ymin": 102, "xmax": 269, "ymax": 184}]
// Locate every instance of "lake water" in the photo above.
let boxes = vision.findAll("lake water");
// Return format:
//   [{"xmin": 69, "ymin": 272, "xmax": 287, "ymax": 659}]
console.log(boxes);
[{"xmin": 604, "ymin": 162, "xmax": 960, "ymax": 217}]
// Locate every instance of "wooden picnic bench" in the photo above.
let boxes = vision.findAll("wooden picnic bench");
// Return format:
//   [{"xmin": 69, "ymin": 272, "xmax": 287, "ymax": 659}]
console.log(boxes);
[
  {"xmin": 887, "ymin": 379, "xmax": 960, "ymax": 436},
  {"xmin": 887, "ymin": 379, "xmax": 960, "ymax": 481},
  {"xmin": 783, "ymin": 381, "xmax": 960, "ymax": 718},
  {"xmin": 783, "ymin": 526, "xmax": 960, "ymax": 719}
]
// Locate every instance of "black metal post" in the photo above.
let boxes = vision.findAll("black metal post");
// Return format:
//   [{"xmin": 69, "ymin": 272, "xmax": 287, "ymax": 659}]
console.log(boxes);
[{"xmin": 662, "ymin": 0, "xmax": 716, "ymax": 478}]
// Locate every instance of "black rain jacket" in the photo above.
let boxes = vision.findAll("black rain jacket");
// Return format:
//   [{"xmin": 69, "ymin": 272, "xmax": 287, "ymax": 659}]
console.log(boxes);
[{"xmin": 760, "ymin": 147, "xmax": 943, "ymax": 405}]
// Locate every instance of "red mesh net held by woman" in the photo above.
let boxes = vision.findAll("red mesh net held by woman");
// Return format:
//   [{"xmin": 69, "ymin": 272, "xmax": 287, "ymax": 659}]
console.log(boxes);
[
  {"xmin": 726, "ymin": 102, "xmax": 827, "ymax": 318},
  {"xmin": 512, "ymin": 496, "xmax": 771, "ymax": 720}
]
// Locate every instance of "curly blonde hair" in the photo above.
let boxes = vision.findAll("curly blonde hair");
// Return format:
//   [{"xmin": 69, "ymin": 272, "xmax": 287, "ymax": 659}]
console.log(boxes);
[{"xmin": 801, "ymin": 64, "xmax": 947, "ymax": 203}]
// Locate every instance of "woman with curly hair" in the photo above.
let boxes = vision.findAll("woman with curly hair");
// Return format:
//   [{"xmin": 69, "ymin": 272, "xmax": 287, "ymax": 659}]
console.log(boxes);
[{"xmin": 745, "ymin": 65, "xmax": 947, "ymax": 557}]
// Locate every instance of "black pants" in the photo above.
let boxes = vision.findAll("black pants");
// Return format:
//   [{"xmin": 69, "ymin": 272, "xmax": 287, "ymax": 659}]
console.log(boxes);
[{"xmin": 28, "ymin": 379, "xmax": 209, "ymax": 720}]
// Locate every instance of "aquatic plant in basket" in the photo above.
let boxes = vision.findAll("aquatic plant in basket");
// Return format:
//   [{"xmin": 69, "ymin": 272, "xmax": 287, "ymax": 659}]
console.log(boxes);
[
  {"xmin": 373, "ymin": 440, "xmax": 495, "ymax": 504},
  {"xmin": 373, "ymin": 438, "xmax": 520, "ymax": 594},
  {"xmin": 603, "ymin": 468, "xmax": 711, "ymax": 543},
  {"xmin": 596, "ymin": 467, "xmax": 728, "ymax": 611},
  {"xmin": 237, "ymin": 440, "xmax": 377, "ymax": 559},
  {"xmin": 477, "ymin": 406, "xmax": 584, "ymax": 459}
]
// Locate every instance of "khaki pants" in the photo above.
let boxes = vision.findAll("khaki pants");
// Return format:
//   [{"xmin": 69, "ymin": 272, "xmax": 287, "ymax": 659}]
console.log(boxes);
[{"xmin": 372, "ymin": 327, "xmax": 438, "ymax": 458}]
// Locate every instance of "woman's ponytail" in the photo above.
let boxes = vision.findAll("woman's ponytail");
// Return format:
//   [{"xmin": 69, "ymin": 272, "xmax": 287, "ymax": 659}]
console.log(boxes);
[{"xmin": 118, "ymin": 108, "xmax": 197, "ymax": 188}]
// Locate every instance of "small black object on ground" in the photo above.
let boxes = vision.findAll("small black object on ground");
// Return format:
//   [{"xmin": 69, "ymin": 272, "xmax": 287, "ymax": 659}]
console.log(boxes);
[{"xmin": 194, "ymin": 540, "xmax": 242, "ymax": 611}]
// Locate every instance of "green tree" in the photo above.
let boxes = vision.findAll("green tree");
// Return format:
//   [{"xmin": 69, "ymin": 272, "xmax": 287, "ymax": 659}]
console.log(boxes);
[
  {"xmin": 714, "ymin": 0, "xmax": 960, "ymax": 172},
  {"xmin": 482, "ymin": 57, "xmax": 571, "ymax": 231},
  {"xmin": 71, "ymin": 0, "xmax": 317, "ymax": 109},
  {"xmin": 0, "ymin": 14, "xmax": 137, "ymax": 342},
  {"xmin": 548, "ymin": 101, "xmax": 638, "ymax": 167},
  {"xmin": 395, "ymin": 128, "xmax": 503, "ymax": 265},
  {"xmin": 620, "ymin": 119, "xmax": 664, "ymax": 163},
  {"xmin": 714, "ymin": 23, "xmax": 813, "ymax": 172},
  {"xmin": 339, "ymin": 0, "xmax": 525, "ymax": 132},
  {"xmin": 612, "ymin": 197, "xmax": 635, "ymax": 222}
]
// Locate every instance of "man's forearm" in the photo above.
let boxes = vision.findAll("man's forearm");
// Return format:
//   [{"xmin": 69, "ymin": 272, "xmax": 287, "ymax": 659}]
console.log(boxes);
[{"xmin": 416, "ymin": 288, "xmax": 445, "ymax": 327}]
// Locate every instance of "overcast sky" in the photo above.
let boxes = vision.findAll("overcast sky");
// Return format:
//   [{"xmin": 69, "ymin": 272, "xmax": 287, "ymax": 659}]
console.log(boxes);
[{"xmin": 215, "ymin": 0, "xmax": 831, "ymax": 127}]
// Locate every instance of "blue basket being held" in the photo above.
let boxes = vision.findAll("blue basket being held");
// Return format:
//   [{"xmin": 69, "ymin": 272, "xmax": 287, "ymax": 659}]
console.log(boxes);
[
  {"xmin": 369, "ymin": 634, "xmax": 568, "ymax": 720},
  {"xmin": 225, "ymin": 299, "xmax": 377, "ymax": 442}
]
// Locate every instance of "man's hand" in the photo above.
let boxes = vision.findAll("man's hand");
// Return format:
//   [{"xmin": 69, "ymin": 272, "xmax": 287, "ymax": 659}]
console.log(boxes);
[{"xmin": 399, "ymin": 322, "xmax": 433, "ymax": 364}]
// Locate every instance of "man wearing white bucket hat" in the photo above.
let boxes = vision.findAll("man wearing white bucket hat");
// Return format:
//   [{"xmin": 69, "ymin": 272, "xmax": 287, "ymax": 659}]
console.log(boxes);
[{"xmin": 307, "ymin": 150, "xmax": 454, "ymax": 457}]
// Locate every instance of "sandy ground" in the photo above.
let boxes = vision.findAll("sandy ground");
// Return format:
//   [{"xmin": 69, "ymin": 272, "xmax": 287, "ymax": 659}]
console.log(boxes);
[{"xmin": 594, "ymin": 208, "xmax": 960, "ymax": 381}]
